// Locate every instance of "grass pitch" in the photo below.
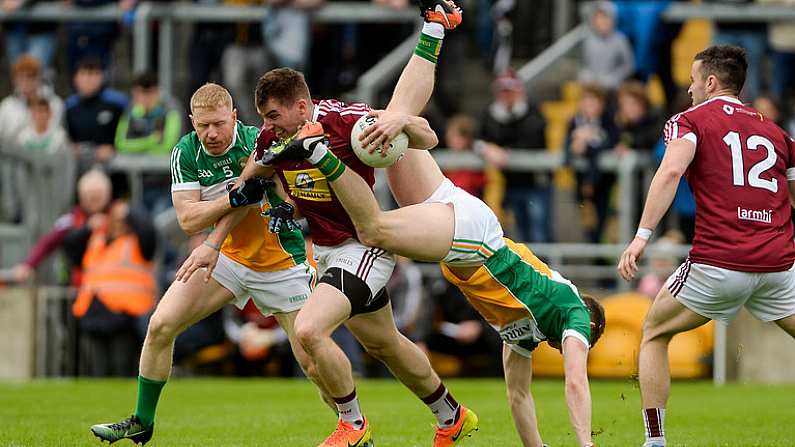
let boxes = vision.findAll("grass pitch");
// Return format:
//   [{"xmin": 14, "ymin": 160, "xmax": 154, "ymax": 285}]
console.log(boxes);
[{"xmin": 1, "ymin": 378, "xmax": 793, "ymax": 446}]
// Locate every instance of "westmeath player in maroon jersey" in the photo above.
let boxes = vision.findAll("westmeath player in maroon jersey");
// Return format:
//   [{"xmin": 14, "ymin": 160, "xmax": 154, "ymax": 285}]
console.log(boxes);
[
  {"xmin": 206, "ymin": 3, "xmax": 477, "ymax": 447},
  {"xmin": 618, "ymin": 45, "xmax": 795, "ymax": 447}
]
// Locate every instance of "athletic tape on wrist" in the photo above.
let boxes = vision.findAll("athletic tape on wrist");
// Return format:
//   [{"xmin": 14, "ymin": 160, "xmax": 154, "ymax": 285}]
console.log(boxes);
[{"xmin": 635, "ymin": 228, "xmax": 653, "ymax": 241}]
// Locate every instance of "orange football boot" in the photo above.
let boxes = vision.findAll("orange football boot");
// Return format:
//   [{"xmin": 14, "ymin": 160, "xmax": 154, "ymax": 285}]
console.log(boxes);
[
  {"xmin": 433, "ymin": 406, "xmax": 479, "ymax": 447},
  {"xmin": 317, "ymin": 417, "xmax": 374, "ymax": 447}
]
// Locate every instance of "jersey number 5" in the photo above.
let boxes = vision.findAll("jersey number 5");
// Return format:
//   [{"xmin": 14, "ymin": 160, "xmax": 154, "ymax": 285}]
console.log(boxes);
[
  {"xmin": 223, "ymin": 165, "xmax": 234, "ymax": 178},
  {"xmin": 722, "ymin": 131, "xmax": 778, "ymax": 193}
]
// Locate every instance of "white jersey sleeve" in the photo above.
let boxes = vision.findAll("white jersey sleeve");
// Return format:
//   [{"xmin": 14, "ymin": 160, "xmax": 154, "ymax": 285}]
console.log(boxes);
[{"xmin": 171, "ymin": 143, "xmax": 200, "ymax": 192}]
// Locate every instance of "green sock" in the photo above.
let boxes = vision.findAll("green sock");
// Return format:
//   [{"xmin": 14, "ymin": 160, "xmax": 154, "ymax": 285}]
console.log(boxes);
[
  {"xmin": 414, "ymin": 32, "xmax": 442, "ymax": 64},
  {"xmin": 315, "ymin": 151, "xmax": 346, "ymax": 181},
  {"xmin": 134, "ymin": 375, "xmax": 167, "ymax": 427}
]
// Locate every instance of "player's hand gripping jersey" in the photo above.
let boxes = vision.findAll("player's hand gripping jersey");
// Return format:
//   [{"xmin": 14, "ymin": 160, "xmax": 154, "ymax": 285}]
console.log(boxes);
[
  {"xmin": 441, "ymin": 238, "xmax": 592, "ymax": 355},
  {"xmin": 255, "ymin": 99, "xmax": 373, "ymax": 246},
  {"xmin": 664, "ymin": 96, "xmax": 795, "ymax": 272},
  {"xmin": 171, "ymin": 121, "xmax": 306, "ymax": 270}
]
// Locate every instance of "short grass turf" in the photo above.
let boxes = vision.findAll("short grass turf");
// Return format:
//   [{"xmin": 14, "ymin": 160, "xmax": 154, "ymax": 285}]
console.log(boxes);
[{"xmin": 1, "ymin": 378, "xmax": 793, "ymax": 446}]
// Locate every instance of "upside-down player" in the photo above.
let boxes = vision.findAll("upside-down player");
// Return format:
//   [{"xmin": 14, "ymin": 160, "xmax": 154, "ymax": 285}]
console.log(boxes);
[
  {"xmin": 255, "ymin": 6, "xmax": 605, "ymax": 447},
  {"xmin": 192, "ymin": 2, "xmax": 480, "ymax": 446}
]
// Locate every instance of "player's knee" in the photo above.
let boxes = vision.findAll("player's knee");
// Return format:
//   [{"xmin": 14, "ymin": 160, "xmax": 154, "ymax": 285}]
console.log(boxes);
[
  {"xmin": 640, "ymin": 320, "xmax": 673, "ymax": 345},
  {"xmin": 355, "ymin": 224, "xmax": 386, "ymax": 249},
  {"xmin": 295, "ymin": 321, "xmax": 324, "ymax": 354},
  {"xmin": 146, "ymin": 312, "xmax": 181, "ymax": 344},
  {"xmin": 354, "ymin": 215, "xmax": 391, "ymax": 249}
]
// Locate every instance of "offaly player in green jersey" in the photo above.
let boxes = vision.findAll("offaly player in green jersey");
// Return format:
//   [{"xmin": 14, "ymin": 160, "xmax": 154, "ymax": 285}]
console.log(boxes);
[{"xmin": 90, "ymin": 84, "xmax": 332, "ymax": 445}]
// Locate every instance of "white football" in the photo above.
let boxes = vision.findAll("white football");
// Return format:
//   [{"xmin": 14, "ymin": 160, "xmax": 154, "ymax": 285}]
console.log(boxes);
[{"xmin": 350, "ymin": 114, "xmax": 409, "ymax": 168}]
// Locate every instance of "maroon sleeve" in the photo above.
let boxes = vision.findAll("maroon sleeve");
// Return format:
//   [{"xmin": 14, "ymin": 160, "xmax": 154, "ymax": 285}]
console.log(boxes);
[
  {"xmin": 663, "ymin": 110, "xmax": 698, "ymax": 146},
  {"xmin": 24, "ymin": 226, "xmax": 70, "ymax": 268},
  {"xmin": 786, "ymin": 135, "xmax": 795, "ymax": 178},
  {"xmin": 24, "ymin": 212, "xmax": 77, "ymax": 268},
  {"xmin": 254, "ymin": 127, "xmax": 277, "ymax": 164}
]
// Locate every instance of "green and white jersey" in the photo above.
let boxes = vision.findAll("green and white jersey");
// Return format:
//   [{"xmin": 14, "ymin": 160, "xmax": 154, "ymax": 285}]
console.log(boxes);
[
  {"xmin": 170, "ymin": 121, "xmax": 306, "ymax": 272},
  {"xmin": 441, "ymin": 238, "xmax": 591, "ymax": 354},
  {"xmin": 171, "ymin": 121, "xmax": 255, "ymax": 199}
]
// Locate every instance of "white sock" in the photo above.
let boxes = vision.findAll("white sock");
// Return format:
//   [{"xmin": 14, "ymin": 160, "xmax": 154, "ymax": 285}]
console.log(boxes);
[
  {"xmin": 335, "ymin": 391, "xmax": 364, "ymax": 430},
  {"xmin": 642, "ymin": 408, "xmax": 666, "ymax": 446},
  {"xmin": 307, "ymin": 141, "xmax": 329, "ymax": 165},
  {"xmin": 422, "ymin": 22, "xmax": 445, "ymax": 39},
  {"xmin": 423, "ymin": 385, "xmax": 459, "ymax": 428}
]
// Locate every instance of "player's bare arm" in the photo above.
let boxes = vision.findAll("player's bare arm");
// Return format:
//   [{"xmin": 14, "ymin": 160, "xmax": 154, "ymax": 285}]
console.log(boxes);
[
  {"xmin": 176, "ymin": 179, "xmax": 300, "ymax": 282},
  {"xmin": 788, "ymin": 180, "xmax": 795, "ymax": 208},
  {"xmin": 562, "ymin": 337, "xmax": 594, "ymax": 447},
  {"xmin": 358, "ymin": 110, "xmax": 438, "ymax": 151},
  {"xmin": 174, "ymin": 208, "xmax": 248, "ymax": 283},
  {"xmin": 618, "ymin": 138, "xmax": 696, "ymax": 281},
  {"xmin": 171, "ymin": 189, "xmax": 234, "ymax": 235},
  {"xmin": 502, "ymin": 345, "xmax": 545, "ymax": 447}
]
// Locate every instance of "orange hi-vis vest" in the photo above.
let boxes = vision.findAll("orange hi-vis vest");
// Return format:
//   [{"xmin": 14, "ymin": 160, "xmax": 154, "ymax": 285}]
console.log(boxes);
[{"xmin": 73, "ymin": 230, "xmax": 156, "ymax": 318}]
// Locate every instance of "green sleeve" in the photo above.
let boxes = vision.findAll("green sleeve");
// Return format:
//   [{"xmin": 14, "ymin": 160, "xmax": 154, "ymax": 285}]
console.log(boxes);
[
  {"xmin": 241, "ymin": 124, "xmax": 261, "ymax": 155},
  {"xmin": 562, "ymin": 307, "xmax": 592, "ymax": 348},
  {"xmin": 171, "ymin": 138, "xmax": 200, "ymax": 190},
  {"xmin": 114, "ymin": 112, "xmax": 132, "ymax": 152},
  {"xmin": 115, "ymin": 110, "xmax": 183, "ymax": 155},
  {"xmin": 156, "ymin": 109, "xmax": 183, "ymax": 155}
]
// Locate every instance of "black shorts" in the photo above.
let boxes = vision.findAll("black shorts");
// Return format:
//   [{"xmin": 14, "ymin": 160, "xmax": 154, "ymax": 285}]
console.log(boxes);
[{"xmin": 319, "ymin": 267, "xmax": 390, "ymax": 317}]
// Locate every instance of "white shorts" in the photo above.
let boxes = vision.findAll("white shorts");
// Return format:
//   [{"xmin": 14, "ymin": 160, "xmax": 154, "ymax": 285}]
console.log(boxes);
[
  {"xmin": 667, "ymin": 259, "xmax": 795, "ymax": 323},
  {"xmin": 211, "ymin": 253, "xmax": 315, "ymax": 316},
  {"xmin": 423, "ymin": 178, "xmax": 506, "ymax": 266},
  {"xmin": 313, "ymin": 239, "xmax": 396, "ymax": 296}
]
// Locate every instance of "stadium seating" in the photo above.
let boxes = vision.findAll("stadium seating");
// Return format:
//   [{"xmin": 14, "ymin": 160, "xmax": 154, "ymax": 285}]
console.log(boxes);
[{"xmin": 534, "ymin": 293, "xmax": 714, "ymax": 379}]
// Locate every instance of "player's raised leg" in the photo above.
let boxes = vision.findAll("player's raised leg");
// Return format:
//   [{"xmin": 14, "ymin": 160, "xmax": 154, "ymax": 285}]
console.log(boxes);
[
  {"xmin": 272, "ymin": 119, "xmax": 455, "ymax": 263},
  {"xmin": 382, "ymin": 1, "xmax": 462, "ymax": 206},
  {"xmin": 309, "ymin": 135, "xmax": 455, "ymax": 261},
  {"xmin": 90, "ymin": 273, "xmax": 235, "ymax": 445},
  {"xmin": 638, "ymin": 287, "xmax": 710, "ymax": 447},
  {"xmin": 294, "ymin": 284, "xmax": 373, "ymax": 447},
  {"xmin": 388, "ymin": 0, "xmax": 462, "ymax": 116},
  {"xmin": 346, "ymin": 303, "xmax": 478, "ymax": 446}
]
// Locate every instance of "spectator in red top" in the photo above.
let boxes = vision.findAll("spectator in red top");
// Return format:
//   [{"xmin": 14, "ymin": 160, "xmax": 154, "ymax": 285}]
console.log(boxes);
[
  {"xmin": 9, "ymin": 169, "xmax": 111, "ymax": 285},
  {"xmin": 441, "ymin": 114, "xmax": 486, "ymax": 198}
]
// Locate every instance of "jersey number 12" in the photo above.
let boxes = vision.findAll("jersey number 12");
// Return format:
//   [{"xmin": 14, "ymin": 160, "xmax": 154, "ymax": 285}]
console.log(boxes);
[{"xmin": 722, "ymin": 131, "xmax": 778, "ymax": 193}]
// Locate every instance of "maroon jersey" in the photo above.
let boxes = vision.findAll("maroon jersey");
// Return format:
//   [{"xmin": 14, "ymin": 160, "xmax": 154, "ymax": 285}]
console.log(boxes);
[
  {"xmin": 255, "ymin": 99, "xmax": 372, "ymax": 246},
  {"xmin": 663, "ymin": 96, "xmax": 795, "ymax": 272}
]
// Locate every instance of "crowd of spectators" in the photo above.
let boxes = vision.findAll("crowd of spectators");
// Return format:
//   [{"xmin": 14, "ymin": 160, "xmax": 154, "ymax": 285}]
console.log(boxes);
[{"xmin": 2, "ymin": 0, "xmax": 795, "ymax": 378}]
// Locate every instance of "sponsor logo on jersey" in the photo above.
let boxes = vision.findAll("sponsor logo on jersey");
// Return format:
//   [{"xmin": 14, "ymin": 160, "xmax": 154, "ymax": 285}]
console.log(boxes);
[
  {"xmin": 238, "ymin": 156, "xmax": 248, "ymax": 169},
  {"xmin": 198, "ymin": 169, "xmax": 213, "ymax": 178},
  {"xmin": 737, "ymin": 206, "xmax": 773, "ymax": 224},
  {"xmin": 283, "ymin": 168, "xmax": 332, "ymax": 201},
  {"xmin": 212, "ymin": 158, "xmax": 233, "ymax": 169}
]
